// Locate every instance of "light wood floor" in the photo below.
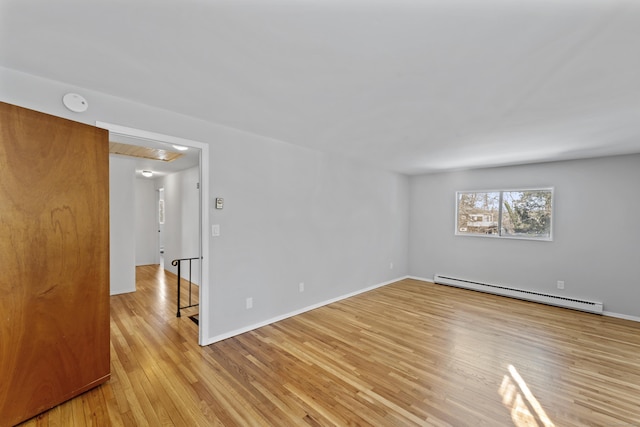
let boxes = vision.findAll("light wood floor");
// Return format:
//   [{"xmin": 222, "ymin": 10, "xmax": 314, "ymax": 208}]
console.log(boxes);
[{"xmin": 18, "ymin": 265, "xmax": 640, "ymax": 426}]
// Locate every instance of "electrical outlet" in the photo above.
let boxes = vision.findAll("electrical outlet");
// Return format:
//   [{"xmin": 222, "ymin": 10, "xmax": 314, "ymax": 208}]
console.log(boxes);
[
  {"xmin": 557, "ymin": 281, "xmax": 565, "ymax": 290},
  {"xmin": 246, "ymin": 297, "xmax": 253, "ymax": 309},
  {"xmin": 299, "ymin": 282, "xmax": 305, "ymax": 292},
  {"xmin": 390, "ymin": 262, "xmax": 394, "ymax": 270}
]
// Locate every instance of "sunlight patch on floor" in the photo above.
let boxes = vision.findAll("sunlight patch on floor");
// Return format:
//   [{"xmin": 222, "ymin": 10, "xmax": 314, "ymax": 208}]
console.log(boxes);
[{"xmin": 499, "ymin": 364, "xmax": 555, "ymax": 427}]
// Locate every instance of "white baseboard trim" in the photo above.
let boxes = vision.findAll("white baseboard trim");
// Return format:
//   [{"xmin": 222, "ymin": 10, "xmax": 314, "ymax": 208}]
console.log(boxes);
[
  {"xmin": 202, "ymin": 277, "xmax": 640, "ymax": 346},
  {"xmin": 603, "ymin": 311, "xmax": 640, "ymax": 323},
  {"xmin": 110, "ymin": 287, "xmax": 136, "ymax": 296},
  {"xmin": 406, "ymin": 275, "xmax": 435, "ymax": 284},
  {"xmin": 202, "ymin": 276, "xmax": 408, "ymax": 346}
]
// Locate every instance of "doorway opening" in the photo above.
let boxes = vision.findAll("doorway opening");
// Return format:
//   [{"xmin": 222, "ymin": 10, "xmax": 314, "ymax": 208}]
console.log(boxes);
[
  {"xmin": 158, "ymin": 187, "xmax": 165, "ymax": 268},
  {"xmin": 97, "ymin": 121, "xmax": 210, "ymax": 346}
]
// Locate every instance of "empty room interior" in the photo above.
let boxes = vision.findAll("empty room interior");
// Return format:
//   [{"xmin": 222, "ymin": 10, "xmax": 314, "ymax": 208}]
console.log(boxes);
[{"xmin": 1, "ymin": 0, "xmax": 640, "ymax": 426}]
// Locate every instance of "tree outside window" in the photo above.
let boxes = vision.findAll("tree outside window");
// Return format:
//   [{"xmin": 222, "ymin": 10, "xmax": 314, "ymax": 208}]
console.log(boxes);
[{"xmin": 456, "ymin": 189, "xmax": 552, "ymax": 240}]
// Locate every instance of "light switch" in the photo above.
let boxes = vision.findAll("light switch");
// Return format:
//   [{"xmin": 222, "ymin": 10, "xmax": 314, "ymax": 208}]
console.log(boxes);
[{"xmin": 212, "ymin": 224, "xmax": 220, "ymax": 237}]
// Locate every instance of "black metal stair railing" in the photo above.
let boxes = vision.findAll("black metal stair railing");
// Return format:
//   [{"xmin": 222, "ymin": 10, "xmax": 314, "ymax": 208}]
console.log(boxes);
[{"xmin": 171, "ymin": 257, "xmax": 200, "ymax": 318}]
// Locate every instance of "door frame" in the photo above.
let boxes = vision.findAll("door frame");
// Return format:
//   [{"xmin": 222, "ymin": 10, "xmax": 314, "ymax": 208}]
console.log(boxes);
[
  {"xmin": 96, "ymin": 121, "xmax": 210, "ymax": 346},
  {"xmin": 157, "ymin": 187, "xmax": 165, "ymax": 265}
]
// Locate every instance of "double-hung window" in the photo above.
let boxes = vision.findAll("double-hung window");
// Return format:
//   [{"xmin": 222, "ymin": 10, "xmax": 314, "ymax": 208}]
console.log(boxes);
[{"xmin": 456, "ymin": 189, "xmax": 553, "ymax": 240}]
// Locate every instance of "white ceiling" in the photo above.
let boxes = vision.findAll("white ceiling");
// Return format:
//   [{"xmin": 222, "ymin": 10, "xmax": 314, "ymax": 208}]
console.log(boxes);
[{"xmin": 2, "ymin": 0, "xmax": 640, "ymax": 175}]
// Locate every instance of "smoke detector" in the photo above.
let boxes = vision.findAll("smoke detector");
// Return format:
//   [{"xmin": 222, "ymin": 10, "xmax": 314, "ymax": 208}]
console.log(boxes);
[{"xmin": 62, "ymin": 93, "xmax": 88, "ymax": 113}]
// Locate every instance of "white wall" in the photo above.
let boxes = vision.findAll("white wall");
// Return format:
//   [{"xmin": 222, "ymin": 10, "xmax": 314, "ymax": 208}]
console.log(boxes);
[
  {"xmin": 160, "ymin": 166, "xmax": 201, "ymax": 284},
  {"xmin": 109, "ymin": 156, "xmax": 136, "ymax": 295},
  {"xmin": 211, "ymin": 136, "xmax": 409, "ymax": 339},
  {"xmin": 134, "ymin": 177, "xmax": 158, "ymax": 266},
  {"xmin": 0, "ymin": 66, "xmax": 410, "ymax": 343},
  {"xmin": 409, "ymin": 154, "xmax": 640, "ymax": 319}
]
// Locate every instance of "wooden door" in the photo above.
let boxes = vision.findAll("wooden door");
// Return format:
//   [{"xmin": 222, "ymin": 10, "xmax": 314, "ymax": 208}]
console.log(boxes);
[{"xmin": 0, "ymin": 102, "xmax": 110, "ymax": 426}]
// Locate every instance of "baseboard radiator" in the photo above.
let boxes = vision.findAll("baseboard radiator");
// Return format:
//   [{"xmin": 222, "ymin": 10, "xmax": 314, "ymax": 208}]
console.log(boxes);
[{"xmin": 433, "ymin": 275, "xmax": 603, "ymax": 314}]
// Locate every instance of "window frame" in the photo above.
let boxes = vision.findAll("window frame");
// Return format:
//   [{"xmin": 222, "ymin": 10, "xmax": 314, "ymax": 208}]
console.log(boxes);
[{"xmin": 455, "ymin": 187, "xmax": 554, "ymax": 241}]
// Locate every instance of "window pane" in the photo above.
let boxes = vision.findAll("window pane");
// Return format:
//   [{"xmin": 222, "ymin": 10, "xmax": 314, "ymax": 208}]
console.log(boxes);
[
  {"xmin": 456, "ymin": 192, "xmax": 500, "ymax": 235},
  {"xmin": 501, "ymin": 190, "xmax": 552, "ymax": 239}
]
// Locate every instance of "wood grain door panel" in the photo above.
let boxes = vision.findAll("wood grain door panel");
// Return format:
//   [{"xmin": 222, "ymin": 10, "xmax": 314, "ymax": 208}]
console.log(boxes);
[{"xmin": 0, "ymin": 102, "xmax": 110, "ymax": 426}]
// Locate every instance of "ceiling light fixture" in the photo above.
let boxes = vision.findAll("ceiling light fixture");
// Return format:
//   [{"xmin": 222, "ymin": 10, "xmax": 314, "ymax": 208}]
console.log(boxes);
[
  {"xmin": 172, "ymin": 144, "xmax": 189, "ymax": 151},
  {"xmin": 141, "ymin": 170, "xmax": 153, "ymax": 178}
]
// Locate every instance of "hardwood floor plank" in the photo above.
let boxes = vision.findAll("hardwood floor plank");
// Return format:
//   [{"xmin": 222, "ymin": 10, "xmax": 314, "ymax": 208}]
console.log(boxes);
[{"xmin": 15, "ymin": 266, "xmax": 640, "ymax": 426}]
